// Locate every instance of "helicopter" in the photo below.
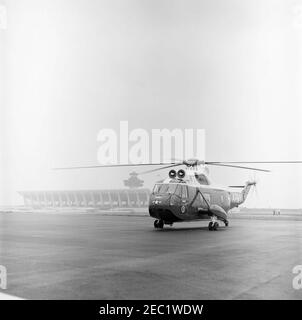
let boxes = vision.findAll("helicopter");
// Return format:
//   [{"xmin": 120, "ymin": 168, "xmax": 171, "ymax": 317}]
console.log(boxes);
[
  {"xmin": 55, "ymin": 159, "xmax": 302, "ymax": 231},
  {"xmin": 142, "ymin": 158, "xmax": 264, "ymax": 230}
]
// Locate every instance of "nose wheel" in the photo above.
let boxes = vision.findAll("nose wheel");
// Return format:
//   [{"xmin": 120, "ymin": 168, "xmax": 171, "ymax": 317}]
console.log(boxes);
[{"xmin": 154, "ymin": 219, "xmax": 164, "ymax": 229}]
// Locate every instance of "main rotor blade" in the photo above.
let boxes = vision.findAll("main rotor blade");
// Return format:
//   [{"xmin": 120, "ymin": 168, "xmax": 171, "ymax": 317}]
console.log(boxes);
[
  {"xmin": 53, "ymin": 162, "xmax": 177, "ymax": 170},
  {"xmin": 207, "ymin": 163, "xmax": 270, "ymax": 172},
  {"xmin": 139, "ymin": 163, "xmax": 183, "ymax": 175},
  {"xmin": 54, "ymin": 160, "xmax": 301, "ymax": 171},
  {"xmin": 206, "ymin": 161, "xmax": 302, "ymax": 164}
]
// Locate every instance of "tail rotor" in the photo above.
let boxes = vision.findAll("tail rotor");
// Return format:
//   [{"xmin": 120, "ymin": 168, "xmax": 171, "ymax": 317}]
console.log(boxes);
[{"xmin": 247, "ymin": 172, "xmax": 259, "ymax": 205}]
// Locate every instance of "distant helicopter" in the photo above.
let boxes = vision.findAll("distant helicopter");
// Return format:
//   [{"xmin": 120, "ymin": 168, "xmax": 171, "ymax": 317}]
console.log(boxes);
[{"xmin": 55, "ymin": 159, "xmax": 302, "ymax": 231}]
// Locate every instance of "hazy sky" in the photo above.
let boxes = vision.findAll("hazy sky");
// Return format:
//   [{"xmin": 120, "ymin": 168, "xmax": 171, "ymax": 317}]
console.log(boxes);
[{"xmin": 1, "ymin": 0, "xmax": 302, "ymax": 207}]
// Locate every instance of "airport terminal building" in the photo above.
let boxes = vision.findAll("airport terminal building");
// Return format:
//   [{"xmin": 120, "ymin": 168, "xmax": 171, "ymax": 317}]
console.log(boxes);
[
  {"xmin": 19, "ymin": 172, "xmax": 151, "ymax": 209},
  {"xmin": 19, "ymin": 188, "xmax": 150, "ymax": 208}
]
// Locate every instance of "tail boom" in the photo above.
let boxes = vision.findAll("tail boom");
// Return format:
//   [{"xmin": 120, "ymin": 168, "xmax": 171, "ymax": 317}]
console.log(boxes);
[{"xmin": 229, "ymin": 181, "xmax": 256, "ymax": 208}]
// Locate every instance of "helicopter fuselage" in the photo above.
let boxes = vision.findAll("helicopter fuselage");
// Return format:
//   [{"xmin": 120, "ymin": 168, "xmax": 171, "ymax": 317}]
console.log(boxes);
[
  {"xmin": 148, "ymin": 174, "xmax": 251, "ymax": 228},
  {"xmin": 149, "ymin": 183, "xmax": 229, "ymax": 223}
]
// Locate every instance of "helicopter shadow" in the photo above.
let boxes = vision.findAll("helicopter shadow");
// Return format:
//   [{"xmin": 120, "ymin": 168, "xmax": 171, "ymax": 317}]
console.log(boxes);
[{"xmin": 153, "ymin": 225, "xmax": 228, "ymax": 232}]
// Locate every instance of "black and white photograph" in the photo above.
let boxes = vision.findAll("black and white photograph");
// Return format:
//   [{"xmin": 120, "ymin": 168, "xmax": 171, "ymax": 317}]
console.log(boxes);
[{"xmin": 0, "ymin": 0, "xmax": 302, "ymax": 308}]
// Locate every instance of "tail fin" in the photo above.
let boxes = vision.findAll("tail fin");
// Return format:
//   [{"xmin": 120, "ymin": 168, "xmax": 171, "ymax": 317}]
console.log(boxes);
[{"xmin": 241, "ymin": 180, "xmax": 256, "ymax": 202}]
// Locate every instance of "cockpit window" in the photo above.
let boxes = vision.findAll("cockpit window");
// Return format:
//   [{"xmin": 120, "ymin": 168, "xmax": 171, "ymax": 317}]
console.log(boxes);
[
  {"xmin": 152, "ymin": 184, "xmax": 188, "ymax": 197},
  {"xmin": 153, "ymin": 184, "xmax": 177, "ymax": 194}
]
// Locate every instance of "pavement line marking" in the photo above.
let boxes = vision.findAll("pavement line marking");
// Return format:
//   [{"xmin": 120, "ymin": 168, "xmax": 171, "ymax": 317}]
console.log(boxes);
[{"xmin": 0, "ymin": 292, "xmax": 24, "ymax": 300}]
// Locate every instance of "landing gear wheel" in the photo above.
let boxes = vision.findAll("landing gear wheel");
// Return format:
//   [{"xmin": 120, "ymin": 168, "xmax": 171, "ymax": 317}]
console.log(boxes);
[
  {"xmin": 157, "ymin": 219, "xmax": 164, "ymax": 229},
  {"xmin": 208, "ymin": 222, "xmax": 213, "ymax": 231},
  {"xmin": 213, "ymin": 222, "xmax": 219, "ymax": 231},
  {"xmin": 224, "ymin": 220, "xmax": 229, "ymax": 227},
  {"xmin": 154, "ymin": 219, "xmax": 164, "ymax": 229},
  {"xmin": 154, "ymin": 220, "xmax": 159, "ymax": 229}
]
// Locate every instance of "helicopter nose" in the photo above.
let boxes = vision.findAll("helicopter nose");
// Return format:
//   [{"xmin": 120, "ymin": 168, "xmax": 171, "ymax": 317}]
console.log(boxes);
[{"xmin": 150, "ymin": 194, "xmax": 170, "ymax": 206}]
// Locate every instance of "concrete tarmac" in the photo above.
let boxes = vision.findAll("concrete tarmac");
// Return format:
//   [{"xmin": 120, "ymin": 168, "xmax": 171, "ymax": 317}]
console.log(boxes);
[{"xmin": 0, "ymin": 211, "xmax": 301, "ymax": 299}]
